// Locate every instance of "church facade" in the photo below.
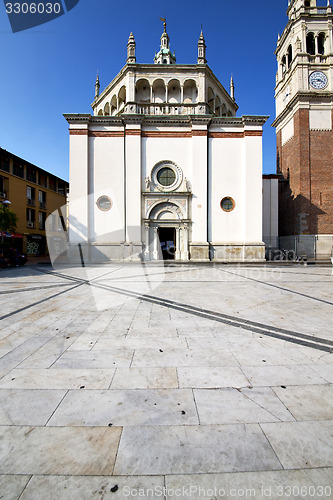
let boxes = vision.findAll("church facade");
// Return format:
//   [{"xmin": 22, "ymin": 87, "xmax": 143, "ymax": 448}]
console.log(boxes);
[
  {"xmin": 273, "ymin": 0, "xmax": 333, "ymax": 258},
  {"xmin": 65, "ymin": 23, "xmax": 268, "ymax": 262}
]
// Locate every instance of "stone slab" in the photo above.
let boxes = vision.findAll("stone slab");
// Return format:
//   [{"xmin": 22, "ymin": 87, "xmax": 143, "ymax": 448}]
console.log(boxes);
[
  {"xmin": 113, "ymin": 424, "xmax": 283, "ymax": 475},
  {"xmin": 0, "ymin": 426, "xmax": 122, "ymax": 475},
  {"xmin": 48, "ymin": 389, "xmax": 198, "ymax": 427}
]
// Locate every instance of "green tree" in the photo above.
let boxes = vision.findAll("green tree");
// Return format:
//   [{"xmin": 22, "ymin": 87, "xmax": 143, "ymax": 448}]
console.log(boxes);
[{"xmin": 0, "ymin": 205, "xmax": 18, "ymax": 248}]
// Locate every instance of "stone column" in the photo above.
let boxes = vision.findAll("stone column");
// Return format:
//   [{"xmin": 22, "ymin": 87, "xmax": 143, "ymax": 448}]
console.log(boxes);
[
  {"xmin": 175, "ymin": 227, "xmax": 181, "ymax": 260},
  {"xmin": 153, "ymin": 226, "xmax": 159, "ymax": 260},
  {"xmin": 183, "ymin": 224, "xmax": 189, "ymax": 260},
  {"xmin": 144, "ymin": 223, "xmax": 150, "ymax": 260}
]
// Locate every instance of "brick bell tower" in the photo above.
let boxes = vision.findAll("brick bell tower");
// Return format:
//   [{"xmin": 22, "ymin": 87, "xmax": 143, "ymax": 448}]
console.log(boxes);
[{"xmin": 273, "ymin": 0, "xmax": 333, "ymax": 258}]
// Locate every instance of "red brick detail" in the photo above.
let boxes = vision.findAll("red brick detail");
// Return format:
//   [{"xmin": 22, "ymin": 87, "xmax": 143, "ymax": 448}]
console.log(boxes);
[
  {"xmin": 125, "ymin": 129, "xmax": 141, "ymax": 136},
  {"xmin": 69, "ymin": 129, "xmax": 88, "ymax": 135},
  {"xmin": 141, "ymin": 131, "xmax": 192, "ymax": 138},
  {"xmin": 88, "ymin": 131, "xmax": 124, "ymax": 137},
  {"xmin": 277, "ymin": 108, "xmax": 333, "ymax": 236},
  {"xmin": 208, "ymin": 131, "xmax": 262, "ymax": 139},
  {"xmin": 192, "ymin": 130, "xmax": 208, "ymax": 136}
]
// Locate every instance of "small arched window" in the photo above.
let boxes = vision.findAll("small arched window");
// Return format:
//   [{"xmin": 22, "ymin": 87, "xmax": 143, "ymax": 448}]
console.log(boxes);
[
  {"xmin": 282, "ymin": 55, "xmax": 287, "ymax": 74},
  {"xmin": 306, "ymin": 33, "xmax": 315, "ymax": 55},
  {"xmin": 318, "ymin": 32, "xmax": 325, "ymax": 55},
  {"xmin": 287, "ymin": 45, "xmax": 293, "ymax": 67}
]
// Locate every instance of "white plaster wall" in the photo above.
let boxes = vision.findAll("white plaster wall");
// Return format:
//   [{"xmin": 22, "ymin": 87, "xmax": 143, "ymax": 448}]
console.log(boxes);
[
  {"xmin": 69, "ymin": 132, "xmax": 89, "ymax": 243},
  {"xmin": 90, "ymin": 136, "xmax": 125, "ymax": 243},
  {"xmin": 209, "ymin": 137, "xmax": 245, "ymax": 242},
  {"xmin": 142, "ymin": 135, "xmax": 192, "ymax": 187},
  {"xmin": 126, "ymin": 130, "xmax": 142, "ymax": 243},
  {"xmin": 191, "ymin": 133, "xmax": 208, "ymax": 243},
  {"xmin": 243, "ymin": 135, "xmax": 263, "ymax": 242}
]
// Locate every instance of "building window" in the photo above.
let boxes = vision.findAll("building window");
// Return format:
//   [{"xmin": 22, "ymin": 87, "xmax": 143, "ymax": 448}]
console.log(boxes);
[
  {"xmin": 57, "ymin": 182, "xmax": 66, "ymax": 195},
  {"xmin": 96, "ymin": 196, "xmax": 112, "ymax": 211},
  {"xmin": 220, "ymin": 197, "xmax": 235, "ymax": 212},
  {"xmin": 38, "ymin": 172, "xmax": 47, "ymax": 187},
  {"xmin": 13, "ymin": 163, "xmax": 24, "ymax": 178},
  {"xmin": 27, "ymin": 186, "xmax": 36, "ymax": 206},
  {"xmin": 0, "ymin": 176, "xmax": 8, "ymax": 198},
  {"xmin": 27, "ymin": 167, "xmax": 36, "ymax": 183},
  {"xmin": 39, "ymin": 211, "xmax": 46, "ymax": 230},
  {"xmin": 49, "ymin": 176, "xmax": 56, "ymax": 191},
  {"xmin": 26, "ymin": 208, "xmax": 35, "ymax": 228},
  {"xmin": 39, "ymin": 190, "xmax": 46, "ymax": 209},
  {"xmin": 0, "ymin": 157, "xmax": 10, "ymax": 173},
  {"xmin": 157, "ymin": 167, "xmax": 176, "ymax": 186}
]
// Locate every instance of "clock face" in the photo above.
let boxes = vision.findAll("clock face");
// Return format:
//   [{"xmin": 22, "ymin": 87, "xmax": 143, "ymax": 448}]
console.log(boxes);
[{"xmin": 309, "ymin": 71, "xmax": 328, "ymax": 89}]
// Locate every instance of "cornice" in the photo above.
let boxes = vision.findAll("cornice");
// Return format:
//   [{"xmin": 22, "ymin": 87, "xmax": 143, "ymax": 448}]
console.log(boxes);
[{"xmin": 272, "ymin": 90, "xmax": 333, "ymax": 127}]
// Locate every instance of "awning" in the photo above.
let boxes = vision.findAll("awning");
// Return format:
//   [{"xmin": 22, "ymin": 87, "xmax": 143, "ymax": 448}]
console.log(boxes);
[{"xmin": 0, "ymin": 231, "xmax": 23, "ymax": 238}]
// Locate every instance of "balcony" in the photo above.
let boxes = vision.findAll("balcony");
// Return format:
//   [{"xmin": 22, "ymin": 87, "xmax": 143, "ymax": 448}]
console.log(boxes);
[
  {"xmin": 137, "ymin": 103, "xmax": 199, "ymax": 116},
  {"xmin": 27, "ymin": 198, "xmax": 35, "ymax": 207},
  {"xmin": 39, "ymin": 201, "xmax": 46, "ymax": 210}
]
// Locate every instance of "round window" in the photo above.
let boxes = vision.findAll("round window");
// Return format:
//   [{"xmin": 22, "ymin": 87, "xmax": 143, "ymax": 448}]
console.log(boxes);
[
  {"xmin": 157, "ymin": 167, "xmax": 176, "ymax": 187},
  {"xmin": 220, "ymin": 197, "xmax": 235, "ymax": 212},
  {"xmin": 96, "ymin": 196, "xmax": 112, "ymax": 211}
]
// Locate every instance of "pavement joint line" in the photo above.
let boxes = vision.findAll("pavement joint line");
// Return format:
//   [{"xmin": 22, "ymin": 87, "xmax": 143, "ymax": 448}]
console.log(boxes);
[
  {"xmin": 0, "ymin": 283, "xmax": 84, "ymax": 322},
  {"xmin": 36, "ymin": 267, "xmax": 333, "ymax": 353},
  {"xmin": 219, "ymin": 268, "xmax": 333, "ymax": 306},
  {"xmin": 0, "ymin": 284, "xmax": 73, "ymax": 295}
]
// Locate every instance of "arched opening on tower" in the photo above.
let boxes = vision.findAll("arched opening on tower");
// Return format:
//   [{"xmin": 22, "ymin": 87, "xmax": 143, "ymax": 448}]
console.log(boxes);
[
  {"xmin": 287, "ymin": 45, "xmax": 293, "ymax": 67},
  {"xmin": 306, "ymin": 33, "xmax": 315, "ymax": 55},
  {"xmin": 318, "ymin": 33, "xmax": 326, "ymax": 55}
]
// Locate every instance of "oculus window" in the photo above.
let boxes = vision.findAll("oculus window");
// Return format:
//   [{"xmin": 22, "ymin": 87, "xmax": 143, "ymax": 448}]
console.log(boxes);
[
  {"xmin": 96, "ymin": 196, "xmax": 112, "ymax": 211},
  {"xmin": 221, "ymin": 197, "xmax": 235, "ymax": 212},
  {"xmin": 157, "ymin": 167, "xmax": 176, "ymax": 186}
]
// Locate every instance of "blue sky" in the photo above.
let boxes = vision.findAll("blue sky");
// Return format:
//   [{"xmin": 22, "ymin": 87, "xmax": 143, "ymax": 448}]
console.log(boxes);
[{"xmin": 0, "ymin": 0, "xmax": 294, "ymax": 181}]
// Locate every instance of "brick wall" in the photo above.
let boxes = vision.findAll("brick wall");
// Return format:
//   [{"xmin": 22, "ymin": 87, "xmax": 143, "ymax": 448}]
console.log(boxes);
[{"xmin": 277, "ymin": 108, "xmax": 333, "ymax": 236}]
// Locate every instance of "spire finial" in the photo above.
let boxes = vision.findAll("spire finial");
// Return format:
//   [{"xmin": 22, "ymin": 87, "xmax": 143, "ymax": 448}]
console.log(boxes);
[
  {"xmin": 197, "ymin": 27, "xmax": 206, "ymax": 64},
  {"xmin": 230, "ymin": 74, "xmax": 235, "ymax": 101},
  {"xmin": 127, "ymin": 32, "xmax": 136, "ymax": 64},
  {"xmin": 154, "ymin": 17, "xmax": 176, "ymax": 64},
  {"xmin": 95, "ymin": 72, "xmax": 100, "ymax": 100}
]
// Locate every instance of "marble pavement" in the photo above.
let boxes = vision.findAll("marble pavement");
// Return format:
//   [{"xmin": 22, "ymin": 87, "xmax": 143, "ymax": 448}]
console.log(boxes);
[{"xmin": 0, "ymin": 262, "xmax": 332, "ymax": 499}]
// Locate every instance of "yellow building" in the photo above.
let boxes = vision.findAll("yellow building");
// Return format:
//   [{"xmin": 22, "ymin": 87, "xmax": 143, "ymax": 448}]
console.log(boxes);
[{"xmin": 0, "ymin": 147, "xmax": 68, "ymax": 256}]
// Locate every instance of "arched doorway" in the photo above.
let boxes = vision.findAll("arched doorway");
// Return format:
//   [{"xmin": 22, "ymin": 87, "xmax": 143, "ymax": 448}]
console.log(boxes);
[{"xmin": 143, "ymin": 201, "xmax": 189, "ymax": 261}]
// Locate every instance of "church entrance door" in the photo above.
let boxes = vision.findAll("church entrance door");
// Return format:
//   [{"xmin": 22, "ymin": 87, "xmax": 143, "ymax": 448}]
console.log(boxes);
[{"xmin": 158, "ymin": 227, "xmax": 175, "ymax": 260}]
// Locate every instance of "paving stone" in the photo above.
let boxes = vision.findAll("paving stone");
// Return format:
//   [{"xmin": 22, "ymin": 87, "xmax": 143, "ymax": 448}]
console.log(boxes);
[
  {"xmin": 48, "ymin": 388, "xmax": 198, "ymax": 426},
  {"xmin": 0, "ymin": 426, "xmax": 122, "ymax": 475},
  {"xmin": 0, "ymin": 475, "xmax": 31, "ymax": 500},
  {"xmin": 273, "ymin": 384, "xmax": 333, "ymax": 421},
  {"xmin": 0, "ymin": 388, "xmax": 66, "ymax": 425},
  {"xmin": 0, "ymin": 368, "xmax": 115, "ymax": 389},
  {"xmin": 261, "ymin": 421, "xmax": 333, "ymax": 469},
  {"xmin": 178, "ymin": 366, "xmax": 249, "ymax": 388},
  {"xmin": 194, "ymin": 388, "xmax": 287, "ymax": 424},
  {"xmin": 165, "ymin": 469, "xmax": 333, "ymax": 500},
  {"xmin": 20, "ymin": 475, "xmax": 165, "ymax": 500},
  {"xmin": 114, "ymin": 424, "xmax": 283, "ymax": 475},
  {"xmin": 111, "ymin": 367, "xmax": 178, "ymax": 389},
  {"xmin": 242, "ymin": 364, "xmax": 328, "ymax": 387}
]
